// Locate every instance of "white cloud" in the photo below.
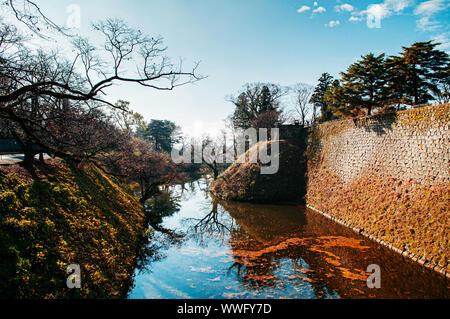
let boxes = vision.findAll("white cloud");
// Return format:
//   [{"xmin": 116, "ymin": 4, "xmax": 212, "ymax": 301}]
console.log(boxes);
[
  {"xmin": 349, "ymin": 16, "xmax": 364, "ymax": 22},
  {"xmin": 335, "ymin": 4, "xmax": 355, "ymax": 12},
  {"xmin": 414, "ymin": 0, "xmax": 447, "ymax": 15},
  {"xmin": 386, "ymin": 0, "xmax": 414, "ymax": 12},
  {"xmin": 417, "ymin": 16, "xmax": 440, "ymax": 31},
  {"xmin": 313, "ymin": 1, "xmax": 318, "ymax": 6},
  {"xmin": 414, "ymin": 0, "xmax": 449, "ymax": 31},
  {"xmin": 325, "ymin": 20, "xmax": 341, "ymax": 27},
  {"xmin": 313, "ymin": 6, "xmax": 326, "ymax": 13},
  {"xmin": 365, "ymin": 3, "xmax": 391, "ymax": 20},
  {"xmin": 358, "ymin": 0, "xmax": 413, "ymax": 25},
  {"xmin": 432, "ymin": 32, "xmax": 450, "ymax": 51},
  {"xmin": 297, "ymin": 5, "xmax": 311, "ymax": 13}
]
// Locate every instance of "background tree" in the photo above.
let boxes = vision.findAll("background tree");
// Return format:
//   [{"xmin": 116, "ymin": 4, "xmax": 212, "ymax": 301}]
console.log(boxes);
[
  {"xmin": 399, "ymin": 41, "xmax": 449, "ymax": 105},
  {"xmin": 199, "ymin": 132, "xmax": 232, "ymax": 180},
  {"xmin": 177, "ymin": 133, "xmax": 231, "ymax": 181},
  {"xmin": 229, "ymin": 83, "xmax": 287, "ymax": 130},
  {"xmin": 142, "ymin": 119, "xmax": 181, "ymax": 153},
  {"xmin": 339, "ymin": 53, "xmax": 388, "ymax": 116},
  {"xmin": 111, "ymin": 100, "xmax": 146, "ymax": 136},
  {"xmin": 291, "ymin": 83, "xmax": 314, "ymax": 127},
  {"xmin": 310, "ymin": 73, "xmax": 335, "ymax": 123}
]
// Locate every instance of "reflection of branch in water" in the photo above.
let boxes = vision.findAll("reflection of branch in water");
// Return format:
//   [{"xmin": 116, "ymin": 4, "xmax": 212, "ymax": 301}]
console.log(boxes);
[
  {"xmin": 135, "ymin": 189, "xmax": 186, "ymax": 274},
  {"xmin": 196, "ymin": 178, "xmax": 213, "ymax": 199},
  {"xmin": 176, "ymin": 181, "xmax": 198, "ymax": 202},
  {"xmin": 148, "ymin": 221, "xmax": 184, "ymax": 245},
  {"xmin": 194, "ymin": 203, "xmax": 231, "ymax": 233},
  {"xmin": 183, "ymin": 199, "xmax": 236, "ymax": 246},
  {"xmin": 134, "ymin": 232, "xmax": 166, "ymax": 273}
]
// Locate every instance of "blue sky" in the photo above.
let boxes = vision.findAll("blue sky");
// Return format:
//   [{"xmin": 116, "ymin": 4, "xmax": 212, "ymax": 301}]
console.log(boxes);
[{"xmin": 31, "ymin": 0, "xmax": 450, "ymax": 136}]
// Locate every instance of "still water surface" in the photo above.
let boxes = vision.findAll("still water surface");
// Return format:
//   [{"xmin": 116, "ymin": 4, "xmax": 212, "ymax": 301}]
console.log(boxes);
[{"xmin": 128, "ymin": 178, "xmax": 449, "ymax": 299}]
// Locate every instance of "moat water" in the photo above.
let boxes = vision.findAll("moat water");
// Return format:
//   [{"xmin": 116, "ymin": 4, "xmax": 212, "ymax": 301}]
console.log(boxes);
[{"xmin": 128, "ymin": 178, "xmax": 449, "ymax": 299}]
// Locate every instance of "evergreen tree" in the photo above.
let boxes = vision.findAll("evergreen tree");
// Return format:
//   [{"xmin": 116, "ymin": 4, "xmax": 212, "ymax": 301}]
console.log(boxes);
[
  {"xmin": 310, "ymin": 73, "xmax": 335, "ymax": 122},
  {"xmin": 339, "ymin": 53, "xmax": 388, "ymax": 115},
  {"xmin": 399, "ymin": 41, "xmax": 449, "ymax": 105},
  {"xmin": 385, "ymin": 55, "xmax": 410, "ymax": 110},
  {"xmin": 230, "ymin": 83, "xmax": 285, "ymax": 129},
  {"xmin": 324, "ymin": 79, "xmax": 358, "ymax": 118},
  {"xmin": 259, "ymin": 85, "xmax": 274, "ymax": 113},
  {"xmin": 143, "ymin": 120, "xmax": 181, "ymax": 153}
]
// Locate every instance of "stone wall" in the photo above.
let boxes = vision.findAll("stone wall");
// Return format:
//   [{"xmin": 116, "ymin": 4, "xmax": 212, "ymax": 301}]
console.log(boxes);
[
  {"xmin": 309, "ymin": 104, "xmax": 449, "ymax": 185},
  {"xmin": 306, "ymin": 104, "xmax": 449, "ymax": 276}
]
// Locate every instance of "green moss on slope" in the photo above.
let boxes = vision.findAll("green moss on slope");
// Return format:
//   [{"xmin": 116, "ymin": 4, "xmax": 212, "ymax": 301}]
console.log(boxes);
[{"xmin": 0, "ymin": 160, "xmax": 145, "ymax": 298}]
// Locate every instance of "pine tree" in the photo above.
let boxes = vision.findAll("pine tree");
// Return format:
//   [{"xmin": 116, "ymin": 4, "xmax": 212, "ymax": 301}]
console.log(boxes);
[
  {"xmin": 385, "ymin": 55, "xmax": 410, "ymax": 110},
  {"xmin": 400, "ymin": 41, "xmax": 449, "ymax": 105},
  {"xmin": 339, "ymin": 53, "xmax": 388, "ymax": 115},
  {"xmin": 310, "ymin": 73, "xmax": 335, "ymax": 122},
  {"xmin": 143, "ymin": 120, "xmax": 181, "ymax": 153},
  {"xmin": 324, "ymin": 79, "xmax": 359, "ymax": 118}
]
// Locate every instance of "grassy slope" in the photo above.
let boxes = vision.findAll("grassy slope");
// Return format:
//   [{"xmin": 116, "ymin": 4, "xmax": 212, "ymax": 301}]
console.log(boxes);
[{"xmin": 0, "ymin": 160, "xmax": 145, "ymax": 298}]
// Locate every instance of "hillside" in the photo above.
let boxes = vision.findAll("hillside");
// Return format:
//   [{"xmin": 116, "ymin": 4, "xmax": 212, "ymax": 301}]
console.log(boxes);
[
  {"xmin": 0, "ymin": 160, "xmax": 146, "ymax": 298},
  {"xmin": 210, "ymin": 140, "xmax": 307, "ymax": 203}
]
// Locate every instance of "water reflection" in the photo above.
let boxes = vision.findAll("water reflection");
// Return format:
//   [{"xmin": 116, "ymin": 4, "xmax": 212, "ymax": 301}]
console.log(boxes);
[
  {"xmin": 134, "ymin": 189, "xmax": 184, "ymax": 273},
  {"xmin": 183, "ymin": 199, "xmax": 237, "ymax": 246},
  {"xmin": 129, "ymin": 179, "xmax": 449, "ymax": 299}
]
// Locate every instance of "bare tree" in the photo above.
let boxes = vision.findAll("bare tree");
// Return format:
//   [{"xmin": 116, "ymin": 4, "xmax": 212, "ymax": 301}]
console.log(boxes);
[
  {"xmin": 225, "ymin": 115, "xmax": 239, "ymax": 160},
  {"xmin": 199, "ymin": 132, "xmax": 233, "ymax": 180},
  {"xmin": 291, "ymin": 83, "xmax": 314, "ymax": 127},
  {"xmin": 0, "ymin": 4, "xmax": 204, "ymax": 168},
  {"xmin": 2, "ymin": 0, "xmax": 69, "ymax": 38},
  {"xmin": 0, "ymin": 19, "xmax": 203, "ymax": 108}
]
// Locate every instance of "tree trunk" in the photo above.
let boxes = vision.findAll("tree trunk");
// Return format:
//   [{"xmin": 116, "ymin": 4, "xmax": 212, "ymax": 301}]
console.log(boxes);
[
  {"xmin": 23, "ymin": 150, "xmax": 34, "ymax": 168},
  {"xmin": 140, "ymin": 181, "xmax": 159, "ymax": 204},
  {"xmin": 22, "ymin": 139, "xmax": 37, "ymax": 168},
  {"xmin": 22, "ymin": 144, "xmax": 37, "ymax": 177}
]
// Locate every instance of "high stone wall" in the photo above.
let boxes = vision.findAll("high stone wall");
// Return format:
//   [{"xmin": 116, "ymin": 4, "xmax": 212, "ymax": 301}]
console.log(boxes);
[
  {"xmin": 306, "ymin": 104, "xmax": 449, "ymax": 276},
  {"xmin": 308, "ymin": 104, "xmax": 449, "ymax": 185}
]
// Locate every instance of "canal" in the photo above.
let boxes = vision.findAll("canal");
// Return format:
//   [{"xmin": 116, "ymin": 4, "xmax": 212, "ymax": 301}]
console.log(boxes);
[{"xmin": 128, "ymin": 178, "xmax": 449, "ymax": 299}]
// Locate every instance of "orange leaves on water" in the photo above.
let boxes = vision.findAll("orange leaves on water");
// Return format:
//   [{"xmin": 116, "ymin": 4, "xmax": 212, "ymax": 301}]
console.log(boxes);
[
  {"xmin": 306, "ymin": 167, "xmax": 449, "ymax": 269},
  {"xmin": 232, "ymin": 237, "xmax": 311, "ymax": 260},
  {"xmin": 337, "ymin": 267, "xmax": 368, "ymax": 282}
]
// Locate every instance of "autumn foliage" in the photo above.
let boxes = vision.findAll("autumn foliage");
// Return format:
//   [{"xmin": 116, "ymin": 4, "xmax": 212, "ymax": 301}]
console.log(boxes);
[{"xmin": 103, "ymin": 138, "xmax": 183, "ymax": 203}]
